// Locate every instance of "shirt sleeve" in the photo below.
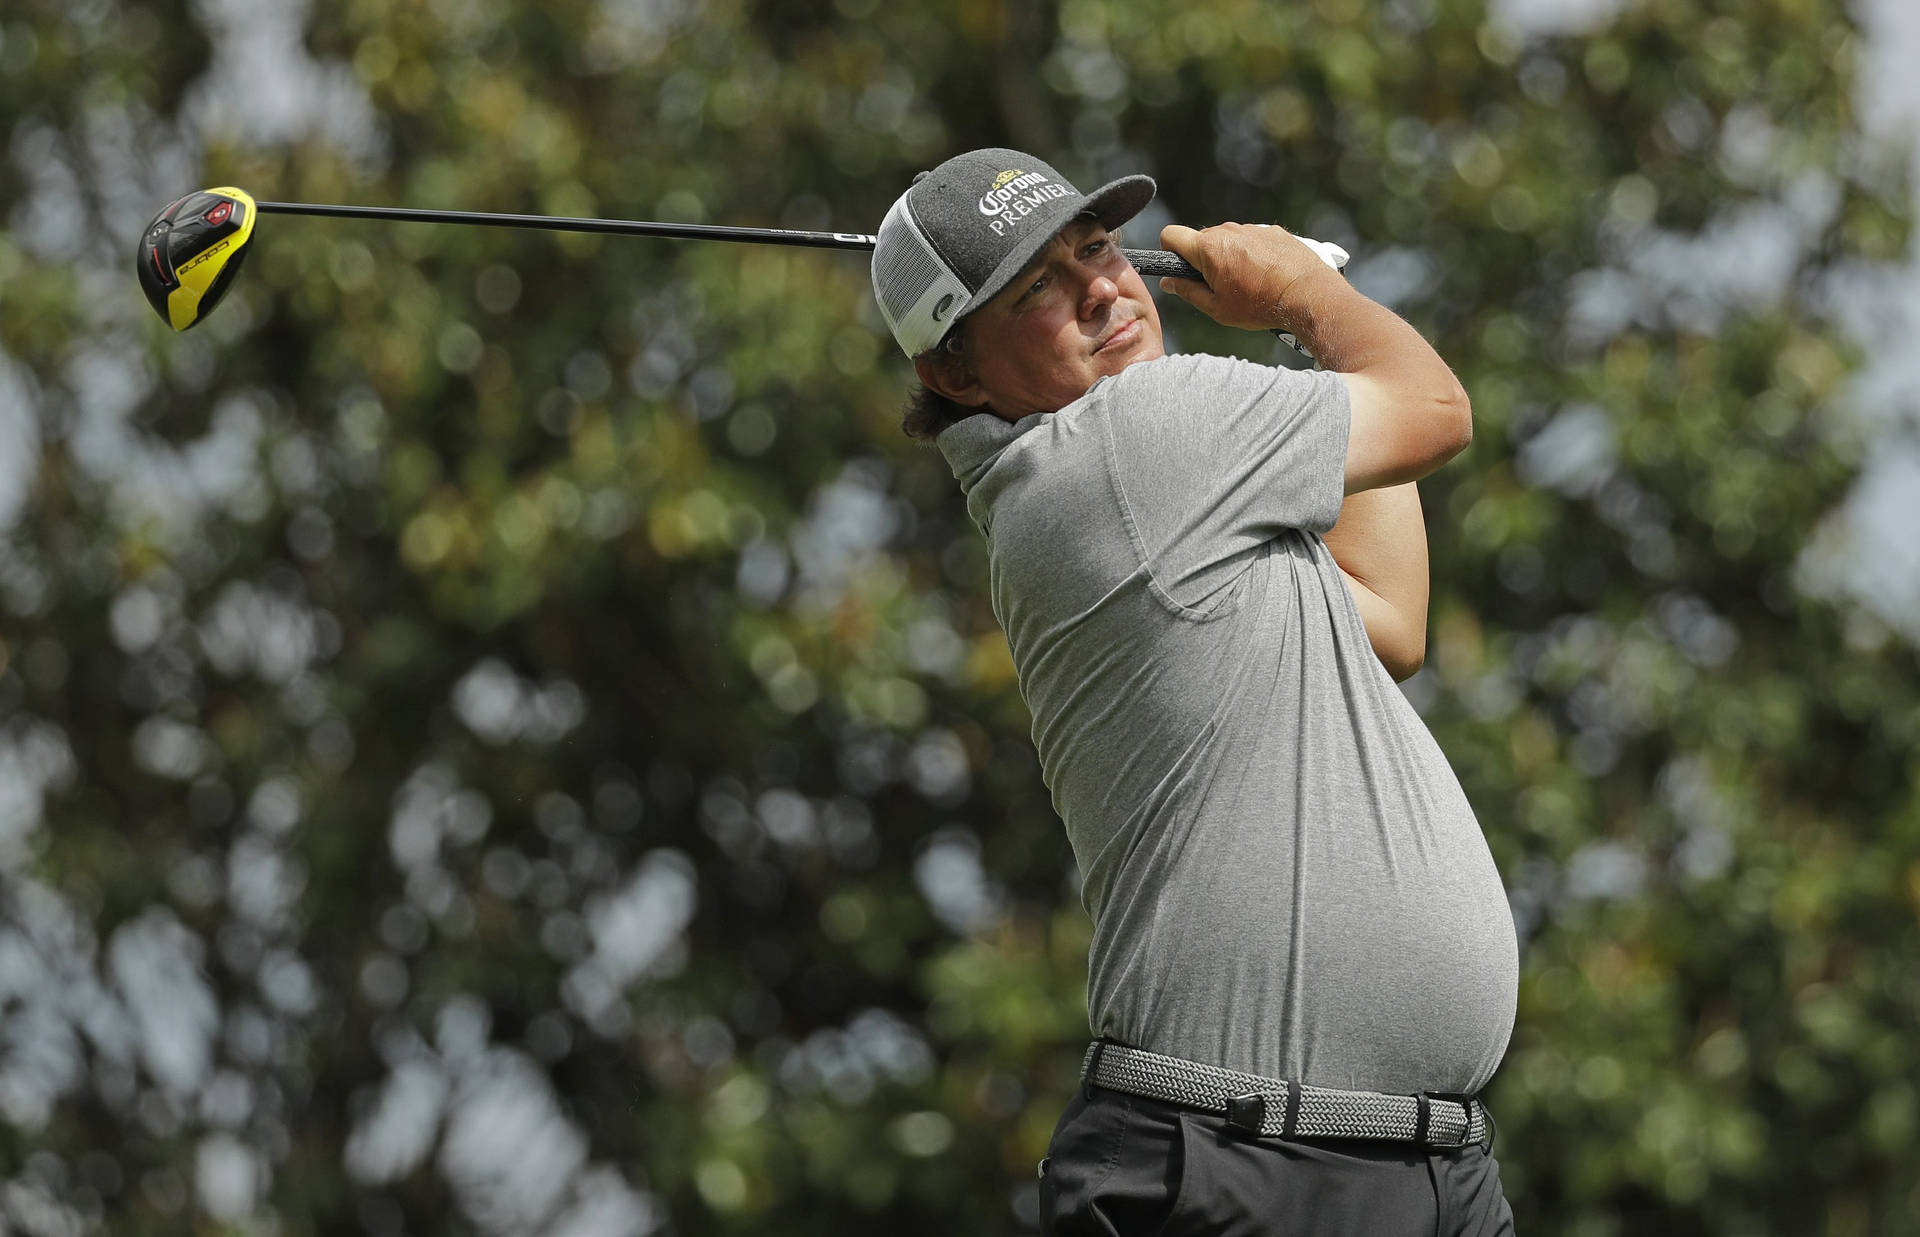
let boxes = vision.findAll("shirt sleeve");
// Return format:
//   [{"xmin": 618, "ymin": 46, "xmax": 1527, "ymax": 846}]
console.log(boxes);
[{"xmin": 1091, "ymin": 353, "xmax": 1350, "ymax": 608}]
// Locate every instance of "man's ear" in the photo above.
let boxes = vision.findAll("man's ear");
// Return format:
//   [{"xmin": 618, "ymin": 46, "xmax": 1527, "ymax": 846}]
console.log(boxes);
[{"xmin": 914, "ymin": 345, "xmax": 990, "ymax": 408}]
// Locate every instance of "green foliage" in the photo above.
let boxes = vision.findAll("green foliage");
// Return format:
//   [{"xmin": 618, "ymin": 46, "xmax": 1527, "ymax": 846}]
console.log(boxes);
[{"xmin": 2, "ymin": 0, "xmax": 1917, "ymax": 1233}]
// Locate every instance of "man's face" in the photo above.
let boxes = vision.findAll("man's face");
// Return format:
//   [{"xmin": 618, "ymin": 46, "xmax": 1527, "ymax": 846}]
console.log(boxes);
[{"xmin": 937, "ymin": 218, "xmax": 1165, "ymax": 420}]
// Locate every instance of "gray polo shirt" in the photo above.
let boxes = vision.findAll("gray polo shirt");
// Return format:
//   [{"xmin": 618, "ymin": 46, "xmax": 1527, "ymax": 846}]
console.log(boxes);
[{"xmin": 938, "ymin": 352, "xmax": 1516, "ymax": 1096}]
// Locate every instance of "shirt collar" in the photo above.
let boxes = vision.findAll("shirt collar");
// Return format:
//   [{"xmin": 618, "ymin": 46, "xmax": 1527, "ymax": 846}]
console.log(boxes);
[{"xmin": 934, "ymin": 411, "xmax": 1051, "ymax": 494}]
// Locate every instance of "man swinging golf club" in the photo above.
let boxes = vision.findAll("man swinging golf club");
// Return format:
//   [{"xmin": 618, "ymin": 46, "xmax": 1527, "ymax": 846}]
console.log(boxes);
[{"xmin": 873, "ymin": 149, "xmax": 1518, "ymax": 1235}]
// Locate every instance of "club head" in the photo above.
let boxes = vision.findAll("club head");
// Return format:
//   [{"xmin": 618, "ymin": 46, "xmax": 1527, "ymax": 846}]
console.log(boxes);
[{"xmin": 137, "ymin": 187, "xmax": 257, "ymax": 331}]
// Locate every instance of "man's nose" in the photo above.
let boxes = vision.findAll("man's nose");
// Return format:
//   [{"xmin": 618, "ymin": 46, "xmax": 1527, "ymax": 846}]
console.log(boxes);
[{"xmin": 1080, "ymin": 274, "xmax": 1120, "ymax": 318}]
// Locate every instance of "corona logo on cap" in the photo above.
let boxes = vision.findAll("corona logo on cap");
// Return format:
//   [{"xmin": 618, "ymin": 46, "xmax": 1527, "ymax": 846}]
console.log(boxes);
[{"xmin": 977, "ymin": 168, "xmax": 1073, "ymax": 236}]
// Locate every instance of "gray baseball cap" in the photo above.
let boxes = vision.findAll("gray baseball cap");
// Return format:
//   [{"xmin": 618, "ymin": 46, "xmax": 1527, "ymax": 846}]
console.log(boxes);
[{"xmin": 872, "ymin": 148, "xmax": 1156, "ymax": 357}]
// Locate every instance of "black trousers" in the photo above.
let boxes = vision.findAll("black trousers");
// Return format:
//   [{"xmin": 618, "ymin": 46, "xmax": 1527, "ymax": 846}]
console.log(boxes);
[{"xmin": 1040, "ymin": 1085, "xmax": 1515, "ymax": 1236}]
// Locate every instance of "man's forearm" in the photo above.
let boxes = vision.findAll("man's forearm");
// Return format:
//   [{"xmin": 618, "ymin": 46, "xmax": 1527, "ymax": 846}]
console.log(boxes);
[
  {"xmin": 1321, "ymin": 482, "xmax": 1429, "ymax": 680},
  {"xmin": 1275, "ymin": 271, "xmax": 1452, "ymax": 388}
]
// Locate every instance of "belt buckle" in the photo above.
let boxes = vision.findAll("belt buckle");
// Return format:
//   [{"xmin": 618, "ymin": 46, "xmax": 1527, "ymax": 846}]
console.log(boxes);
[
  {"xmin": 1228, "ymin": 1080, "xmax": 1301, "ymax": 1138},
  {"xmin": 1225, "ymin": 1092, "xmax": 1265, "ymax": 1134},
  {"xmin": 1420, "ymin": 1093, "xmax": 1475, "ymax": 1148}
]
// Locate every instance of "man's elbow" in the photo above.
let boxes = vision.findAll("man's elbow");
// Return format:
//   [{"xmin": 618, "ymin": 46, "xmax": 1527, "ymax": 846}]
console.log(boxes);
[
  {"xmin": 1342, "ymin": 369, "xmax": 1475, "ymax": 491},
  {"xmin": 1381, "ymin": 635, "xmax": 1427, "ymax": 682},
  {"xmin": 1433, "ymin": 374, "xmax": 1472, "ymax": 464},
  {"xmin": 1367, "ymin": 608, "xmax": 1428, "ymax": 682},
  {"xmin": 1394, "ymin": 375, "xmax": 1473, "ymax": 481}
]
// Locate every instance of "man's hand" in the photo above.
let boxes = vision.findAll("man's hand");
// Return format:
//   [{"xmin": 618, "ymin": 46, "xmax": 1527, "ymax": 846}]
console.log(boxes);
[{"xmin": 1157, "ymin": 223, "xmax": 1342, "ymax": 333}]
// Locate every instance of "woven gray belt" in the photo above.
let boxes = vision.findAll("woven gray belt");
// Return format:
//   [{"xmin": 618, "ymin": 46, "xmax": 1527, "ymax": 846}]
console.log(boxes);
[{"xmin": 1082, "ymin": 1041, "xmax": 1489, "ymax": 1148}]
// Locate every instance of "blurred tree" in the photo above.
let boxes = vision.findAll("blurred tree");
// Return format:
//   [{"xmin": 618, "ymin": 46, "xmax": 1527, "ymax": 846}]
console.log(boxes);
[{"xmin": 0, "ymin": 0, "xmax": 1915, "ymax": 1234}]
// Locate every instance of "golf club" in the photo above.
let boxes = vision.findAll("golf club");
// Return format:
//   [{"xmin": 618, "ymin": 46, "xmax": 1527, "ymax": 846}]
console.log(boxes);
[{"xmin": 137, "ymin": 186, "xmax": 1209, "ymax": 333}]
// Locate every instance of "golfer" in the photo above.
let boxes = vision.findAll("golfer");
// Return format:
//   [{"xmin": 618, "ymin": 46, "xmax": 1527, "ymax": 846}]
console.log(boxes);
[{"xmin": 872, "ymin": 149, "xmax": 1518, "ymax": 1235}]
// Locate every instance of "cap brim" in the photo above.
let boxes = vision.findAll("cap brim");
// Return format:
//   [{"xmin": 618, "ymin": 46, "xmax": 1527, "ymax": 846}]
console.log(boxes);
[{"xmin": 955, "ymin": 173, "xmax": 1157, "ymax": 323}]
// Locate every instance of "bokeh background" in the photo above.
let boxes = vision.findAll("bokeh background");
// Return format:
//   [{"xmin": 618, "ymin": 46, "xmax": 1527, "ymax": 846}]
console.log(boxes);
[{"xmin": 4, "ymin": 0, "xmax": 1919, "ymax": 1233}]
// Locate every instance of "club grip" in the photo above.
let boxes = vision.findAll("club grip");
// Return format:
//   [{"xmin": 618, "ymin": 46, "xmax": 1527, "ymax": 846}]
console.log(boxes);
[
  {"xmin": 1123, "ymin": 248, "xmax": 1204, "ymax": 284},
  {"xmin": 1124, "ymin": 244, "xmax": 1323, "ymax": 362}
]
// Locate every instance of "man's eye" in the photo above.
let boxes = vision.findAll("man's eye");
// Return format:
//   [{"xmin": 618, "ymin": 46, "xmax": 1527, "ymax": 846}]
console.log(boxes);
[
  {"xmin": 1027, "ymin": 276, "xmax": 1049, "ymax": 295},
  {"xmin": 1084, "ymin": 239, "xmax": 1108, "ymax": 257}
]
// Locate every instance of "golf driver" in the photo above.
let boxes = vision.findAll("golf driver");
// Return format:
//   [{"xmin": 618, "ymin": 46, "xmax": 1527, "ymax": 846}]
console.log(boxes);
[
  {"xmin": 138, "ymin": 187, "xmax": 261, "ymax": 332},
  {"xmin": 137, "ymin": 187, "xmax": 1213, "ymax": 333}
]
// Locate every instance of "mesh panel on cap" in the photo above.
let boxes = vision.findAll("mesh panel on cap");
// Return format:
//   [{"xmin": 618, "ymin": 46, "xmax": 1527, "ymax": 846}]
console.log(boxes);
[
  {"xmin": 872, "ymin": 197, "xmax": 971, "ymax": 356},
  {"xmin": 873, "ymin": 204, "xmax": 943, "ymax": 333}
]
